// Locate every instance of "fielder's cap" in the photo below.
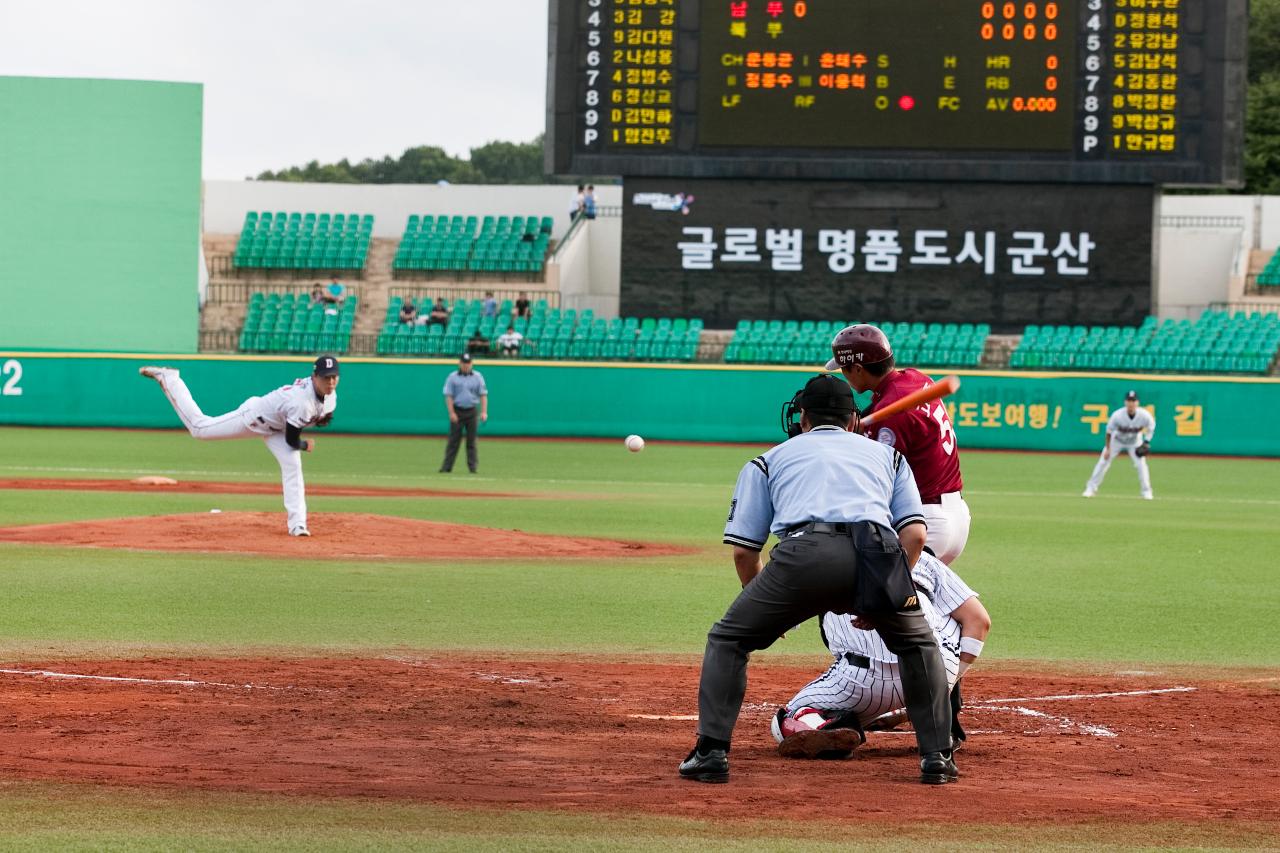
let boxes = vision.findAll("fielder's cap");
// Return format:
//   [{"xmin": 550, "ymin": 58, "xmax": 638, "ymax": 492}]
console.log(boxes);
[
  {"xmin": 799, "ymin": 373, "xmax": 855, "ymax": 415},
  {"xmin": 313, "ymin": 355, "xmax": 340, "ymax": 376},
  {"xmin": 1124, "ymin": 389, "xmax": 1139, "ymax": 401},
  {"xmin": 459, "ymin": 353, "xmax": 473, "ymax": 363},
  {"xmin": 825, "ymin": 324, "xmax": 894, "ymax": 371}
]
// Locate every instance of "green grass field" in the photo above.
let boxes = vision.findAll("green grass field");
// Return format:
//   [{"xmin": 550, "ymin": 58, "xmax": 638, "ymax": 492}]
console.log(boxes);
[{"xmin": 1, "ymin": 426, "xmax": 1278, "ymax": 850}]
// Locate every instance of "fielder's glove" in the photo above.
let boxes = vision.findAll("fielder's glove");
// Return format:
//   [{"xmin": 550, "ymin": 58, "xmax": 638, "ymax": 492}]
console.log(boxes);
[
  {"xmin": 1135, "ymin": 442, "xmax": 1150, "ymax": 457},
  {"xmin": 315, "ymin": 413, "xmax": 334, "ymax": 427}
]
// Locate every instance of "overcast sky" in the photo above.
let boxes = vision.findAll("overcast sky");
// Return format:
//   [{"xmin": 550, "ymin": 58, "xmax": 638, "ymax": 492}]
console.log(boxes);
[{"xmin": 0, "ymin": 0, "xmax": 548, "ymax": 179}]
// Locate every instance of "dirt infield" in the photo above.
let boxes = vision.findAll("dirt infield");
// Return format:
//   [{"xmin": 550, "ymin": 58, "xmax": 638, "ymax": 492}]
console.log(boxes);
[
  {"xmin": 0, "ymin": 656, "xmax": 1276, "ymax": 825},
  {"xmin": 0, "ymin": 477, "xmax": 522, "ymax": 499},
  {"xmin": 0, "ymin": 512, "xmax": 693, "ymax": 560}
]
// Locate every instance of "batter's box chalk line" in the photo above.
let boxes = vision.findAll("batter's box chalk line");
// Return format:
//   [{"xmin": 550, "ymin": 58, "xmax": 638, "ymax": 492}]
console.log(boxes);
[
  {"xmin": 626, "ymin": 687, "xmax": 1198, "ymax": 739},
  {"xmin": 969, "ymin": 686, "xmax": 1197, "ymax": 739},
  {"xmin": 0, "ymin": 667, "xmax": 305, "ymax": 692}
]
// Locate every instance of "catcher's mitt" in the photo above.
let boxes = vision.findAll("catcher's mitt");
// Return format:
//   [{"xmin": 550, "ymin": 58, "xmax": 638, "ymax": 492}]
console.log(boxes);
[{"xmin": 1135, "ymin": 441, "xmax": 1150, "ymax": 457}]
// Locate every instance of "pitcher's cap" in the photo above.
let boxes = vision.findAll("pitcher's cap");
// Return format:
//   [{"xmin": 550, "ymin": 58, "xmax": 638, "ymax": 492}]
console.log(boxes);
[{"xmin": 313, "ymin": 355, "xmax": 340, "ymax": 376}]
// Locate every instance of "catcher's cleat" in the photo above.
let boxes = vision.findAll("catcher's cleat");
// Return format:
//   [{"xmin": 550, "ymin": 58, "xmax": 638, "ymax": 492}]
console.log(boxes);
[
  {"xmin": 777, "ymin": 727, "xmax": 864, "ymax": 760},
  {"xmin": 772, "ymin": 706, "xmax": 866, "ymax": 759},
  {"xmin": 920, "ymin": 750, "xmax": 959, "ymax": 785},
  {"xmin": 678, "ymin": 748, "xmax": 729, "ymax": 783}
]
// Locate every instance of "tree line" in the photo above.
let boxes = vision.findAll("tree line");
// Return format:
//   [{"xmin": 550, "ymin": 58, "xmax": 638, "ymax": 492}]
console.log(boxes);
[
  {"xmin": 254, "ymin": 137, "xmax": 559, "ymax": 185},
  {"xmin": 257, "ymin": 3, "xmax": 1280, "ymax": 193}
]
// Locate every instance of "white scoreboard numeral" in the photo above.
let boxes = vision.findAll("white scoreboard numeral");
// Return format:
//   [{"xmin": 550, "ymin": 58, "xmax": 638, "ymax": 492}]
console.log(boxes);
[{"xmin": 2, "ymin": 359, "xmax": 23, "ymax": 396}]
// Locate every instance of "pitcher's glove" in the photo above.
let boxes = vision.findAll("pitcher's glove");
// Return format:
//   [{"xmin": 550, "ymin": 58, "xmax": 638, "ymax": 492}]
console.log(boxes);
[
  {"xmin": 315, "ymin": 413, "xmax": 334, "ymax": 427},
  {"xmin": 1135, "ymin": 442, "xmax": 1150, "ymax": 457}
]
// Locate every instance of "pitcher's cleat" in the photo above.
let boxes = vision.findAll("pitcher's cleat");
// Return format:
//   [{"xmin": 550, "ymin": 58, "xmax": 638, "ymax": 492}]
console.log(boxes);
[{"xmin": 138, "ymin": 366, "xmax": 176, "ymax": 382}]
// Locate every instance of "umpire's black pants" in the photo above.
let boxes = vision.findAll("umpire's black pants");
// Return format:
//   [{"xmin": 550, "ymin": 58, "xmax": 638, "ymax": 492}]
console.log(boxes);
[
  {"xmin": 441, "ymin": 406, "xmax": 479, "ymax": 472},
  {"xmin": 697, "ymin": 525, "xmax": 953, "ymax": 755}
]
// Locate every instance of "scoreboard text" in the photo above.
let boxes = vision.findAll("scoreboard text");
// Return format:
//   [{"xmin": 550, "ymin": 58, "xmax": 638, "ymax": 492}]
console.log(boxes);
[{"xmin": 546, "ymin": 0, "xmax": 1246, "ymax": 185}]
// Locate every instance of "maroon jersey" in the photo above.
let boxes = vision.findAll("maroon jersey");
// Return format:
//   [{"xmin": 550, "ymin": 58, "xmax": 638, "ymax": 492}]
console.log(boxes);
[{"xmin": 863, "ymin": 368, "xmax": 963, "ymax": 502}]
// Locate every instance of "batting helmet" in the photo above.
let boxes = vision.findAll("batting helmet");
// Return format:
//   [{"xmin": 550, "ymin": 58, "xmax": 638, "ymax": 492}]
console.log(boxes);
[{"xmin": 825, "ymin": 324, "xmax": 893, "ymax": 371}]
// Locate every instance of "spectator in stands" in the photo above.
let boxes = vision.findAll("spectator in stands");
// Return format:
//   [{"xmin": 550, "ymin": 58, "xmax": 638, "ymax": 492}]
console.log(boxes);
[
  {"xmin": 482, "ymin": 291, "xmax": 498, "ymax": 318},
  {"xmin": 514, "ymin": 292, "xmax": 531, "ymax": 319},
  {"xmin": 467, "ymin": 328, "xmax": 492, "ymax": 355},
  {"xmin": 497, "ymin": 325, "xmax": 525, "ymax": 358},
  {"xmin": 569, "ymin": 184, "xmax": 585, "ymax": 225},
  {"xmin": 399, "ymin": 300, "xmax": 418, "ymax": 325},
  {"xmin": 326, "ymin": 278, "xmax": 346, "ymax": 304},
  {"xmin": 428, "ymin": 298, "xmax": 450, "ymax": 326},
  {"xmin": 310, "ymin": 282, "xmax": 326, "ymax": 307},
  {"xmin": 584, "ymin": 185, "xmax": 598, "ymax": 220}
]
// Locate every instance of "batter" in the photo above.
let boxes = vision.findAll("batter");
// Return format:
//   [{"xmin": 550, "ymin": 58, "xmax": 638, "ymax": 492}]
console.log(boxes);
[
  {"xmin": 1083, "ymin": 390, "xmax": 1156, "ymax": 500},
  {"xmin": 139, "ymin": 355, "xmax": 339, "ymax": 535},
  {"xmin": 827, "ymin": 324, "xmax": 970, "ymax": 563}
]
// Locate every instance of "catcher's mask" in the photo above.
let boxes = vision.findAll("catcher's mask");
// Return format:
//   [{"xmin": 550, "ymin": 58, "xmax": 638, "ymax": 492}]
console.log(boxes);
[{"xmin": 781, "ymin": 374, "xmax": 855, "ymax": 439}]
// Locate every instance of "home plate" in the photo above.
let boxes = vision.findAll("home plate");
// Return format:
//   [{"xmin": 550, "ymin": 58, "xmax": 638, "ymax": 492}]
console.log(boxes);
[{"xmin": 629, "ymin": 713, "xmax": 699, "ymax": 721}]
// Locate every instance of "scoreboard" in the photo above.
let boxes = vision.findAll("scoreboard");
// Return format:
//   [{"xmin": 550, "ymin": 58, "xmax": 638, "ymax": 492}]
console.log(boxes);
[{"xmin": 546, "ymin": 0, "xmax": 1247, "ymax": 185}]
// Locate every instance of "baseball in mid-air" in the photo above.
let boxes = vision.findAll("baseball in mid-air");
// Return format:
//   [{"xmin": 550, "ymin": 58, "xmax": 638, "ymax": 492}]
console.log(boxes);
[{"xmin": 625, "ymin": 434, "xmax": 646, "ymax": 453}]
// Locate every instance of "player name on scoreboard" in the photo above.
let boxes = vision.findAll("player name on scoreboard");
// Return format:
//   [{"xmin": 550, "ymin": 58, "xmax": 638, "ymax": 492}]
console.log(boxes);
[{"xmin": 547, "ymin": 0, "xmax": 1245, "ymax": 185}]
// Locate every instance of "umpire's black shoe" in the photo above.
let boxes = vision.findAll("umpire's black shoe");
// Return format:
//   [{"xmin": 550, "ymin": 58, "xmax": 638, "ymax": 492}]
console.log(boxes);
[
  {"xmin": 678, "ymin": 748, "xmax": 729, "ymax": 783},
  {"xmin": 920, "ymin": 750, "xmax": 959, "ymax": 784}
]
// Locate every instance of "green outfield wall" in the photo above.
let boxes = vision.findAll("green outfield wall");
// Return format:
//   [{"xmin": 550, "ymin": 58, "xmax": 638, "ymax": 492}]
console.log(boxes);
[
  {"xmin": 1, "ymin": 353, "xmax": 1277, "ymax": 456},
  {"xmin": 0, "ymin": 77, "xmax": 203, "ymax": 353}
]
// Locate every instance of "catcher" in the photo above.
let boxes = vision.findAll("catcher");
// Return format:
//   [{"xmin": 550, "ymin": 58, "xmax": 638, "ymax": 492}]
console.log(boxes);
[
  {"xmin": 139, "ymin": 355, "xmax": 339, "ymax": 536},
  {"xmin": 771, "ymin": 550, "xmax": 991, "ymax": 759},
  {"xmin": 1082, "ymin": 390, "xmax": 1156, "ymax": 500}
]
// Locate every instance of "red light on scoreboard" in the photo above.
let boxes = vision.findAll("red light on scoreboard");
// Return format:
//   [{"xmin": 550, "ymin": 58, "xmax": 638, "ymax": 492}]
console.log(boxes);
[{"xmin": 899, "ymin": 95, "xmax": 916, "ymax": 111}]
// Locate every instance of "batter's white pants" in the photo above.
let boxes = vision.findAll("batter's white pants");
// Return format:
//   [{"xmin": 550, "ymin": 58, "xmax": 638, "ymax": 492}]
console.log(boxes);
[
  {"xmin": 1085, "ymin": 444, "xmax": 1151, "ymax": 496},
  {"xmin": 155, "ymin": 370, "xmax": 308, "ymax": 532},
  {"xmin": 784, "ymin": 649, "xmax": 960, "ymax": 727},
  {"xmin": 923, "ymin": 493, "xmax": 970, "ymax": 565}
]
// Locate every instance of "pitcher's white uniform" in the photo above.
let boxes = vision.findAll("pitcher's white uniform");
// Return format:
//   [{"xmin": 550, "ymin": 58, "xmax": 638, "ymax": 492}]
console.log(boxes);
[
  {"xmin": 1084, "ymin": 406, "xmax": 1155, "ymax": 499},
  {"xmin": 773, "ymin": 553, "xmax": 976, "ymax": 733},
  {"xmin": 146, "ymin": 368, "xmax": 336, "ymax": 533}
]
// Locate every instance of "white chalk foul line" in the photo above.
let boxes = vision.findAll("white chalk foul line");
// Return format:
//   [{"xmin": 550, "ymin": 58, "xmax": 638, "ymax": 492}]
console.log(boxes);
[
  {"xmin": 0, "ymin": 668, "xmax": 294, "ymax": 691},
  {"xmin": 982, "ymin": 705, "xmax": 1116, "ymax": 738},
  {"xmin": 977, "ymin": 686, "xmax": 1196, "ymax": 704}
]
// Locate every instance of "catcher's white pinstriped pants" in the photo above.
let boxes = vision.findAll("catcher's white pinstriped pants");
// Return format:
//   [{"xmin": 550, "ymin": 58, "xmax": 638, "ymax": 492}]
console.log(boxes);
[{"xmin": 786, "ymin": 649, "xmax": 961, "ymax": 727}]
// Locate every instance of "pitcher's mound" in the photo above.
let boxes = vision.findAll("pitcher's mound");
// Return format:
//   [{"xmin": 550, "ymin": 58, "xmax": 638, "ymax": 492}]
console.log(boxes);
[
  {"xmin": 0, "ymin": 512, "xmax": 694, "ymax": 561},
  {"xmin": 131, "ymin": 475, "xmax": 179, "ymax": 485}
]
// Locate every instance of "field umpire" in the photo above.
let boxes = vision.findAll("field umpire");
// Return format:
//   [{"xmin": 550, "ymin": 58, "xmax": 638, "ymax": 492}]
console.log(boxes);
[{"xmin": 678, "ymin": 374, "xmax": 957, "ymax": 785}]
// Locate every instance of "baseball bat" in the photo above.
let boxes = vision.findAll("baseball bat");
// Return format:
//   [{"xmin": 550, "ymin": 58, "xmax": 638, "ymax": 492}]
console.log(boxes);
[{"xmin": 861, "ymin": 375, "xmax": 961, "ymax": 427}]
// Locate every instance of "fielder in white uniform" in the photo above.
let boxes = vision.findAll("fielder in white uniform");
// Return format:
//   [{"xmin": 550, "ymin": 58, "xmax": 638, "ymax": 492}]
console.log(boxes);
[
  {"xmin": 1083, "ymin": 389, "xmax": 1156, "ymax": 500},
  {"xmin": 139, "ymin": 355, "xmax": 340, "ymax": 536},
  {"xmin": 770, "ymin": 552, "xmax": 991, "ymax": 757}
]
